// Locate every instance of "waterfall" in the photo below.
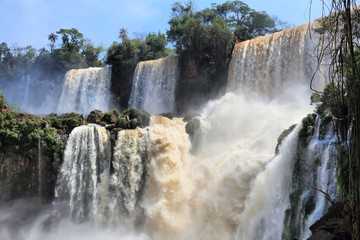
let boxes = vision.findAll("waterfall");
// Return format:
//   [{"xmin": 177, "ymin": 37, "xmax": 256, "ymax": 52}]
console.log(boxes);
[
  {"xmin": 227, "ymin": 23, "xmax": 327, "ymax": 96},
  {"xmin": 1, "ymin": 74, "xmax": 63, "ymax": 114},
  {"xmin": 142, "ymin": 116, "xmax": 192, "ymax": 239},
  {"xmin": 0, "ymin": 23, "xmax": 340, "ymax": 240},
  {"xmin": 236, "ymin": 125, "xmax": 301, "ymax": 240},
  {"xmin": 283, "ymin": 117, "xmax": 338, "ymax": 240},
  {"xmin": 0, "ymin": 67, "xmax": 111, "ymax": 115},
  {"xmin": 129, "ymin": 56, "xmax": 178, "ymax": 114},
  {"xmin": 302, "ymin": 122, "xmax": 337, "ymax": 238},
  {"xmin": 57, "ymin": 67, "xmax": 112, "ymax": 115},
  {"xmin": 110, "ymin": 129, "xmax": 148, "ymax": 227},
  {"xmin": 55, "ymin": 124, "xmax": 111, "ymax": 223}
]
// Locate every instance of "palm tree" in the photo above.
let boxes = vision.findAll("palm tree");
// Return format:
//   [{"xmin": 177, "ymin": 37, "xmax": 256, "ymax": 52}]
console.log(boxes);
[{"xmin": 48, "ymin": 33, "xmax": 58, "ymax": 52}]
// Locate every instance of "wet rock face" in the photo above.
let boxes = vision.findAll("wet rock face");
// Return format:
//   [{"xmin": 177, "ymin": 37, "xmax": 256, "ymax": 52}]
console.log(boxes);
[
  {"xmin": 0, "ymin": 150, "xmax": 58, "ymax": 203},
  {"xmin": 308, "ymin": 203, "xmax": 352, "ymax": 240},
  {"xmin": 0, "ymin": 151, "xmax": 38, "ymax": 201}
]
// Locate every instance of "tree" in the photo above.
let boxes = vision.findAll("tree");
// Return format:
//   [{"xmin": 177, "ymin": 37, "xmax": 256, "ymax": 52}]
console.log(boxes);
[
  {"xmin": 167, "ymin": 1, "xmax": 277, "ymax": 62},
  {"xmin": 48, "ymin": 33, "xmax": 58, "ymax": 52},
  {"xmin": 0, "ymin": 43, "xmax": 36, "ymax": 81},
  {"xmin": 106, "ymin": 28, "xmax": 168, "ymax": 67},
  {"xmin": 214, "ymin": 1, "xmax": 277, "ymax": 41},
  {"xmin": 82, "ymin": 41, "xmax": 103, "ymax": 67},
  {"xmin": 145, "ymin": 32, "xmax": 167, "ymax": 59},
  {"xmin": 56, "ymin": 28, "xmax": 85, "ymax": 52},
  {"xmin": 0, "ymin": 42, "xmax": 10, "ymax": 61},
  {"xmin": 316, "ymin": 1, "xmax": 360, "ymax": 238}
]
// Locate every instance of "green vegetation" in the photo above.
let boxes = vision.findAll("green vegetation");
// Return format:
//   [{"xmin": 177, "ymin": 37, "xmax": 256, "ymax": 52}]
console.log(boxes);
[
  {"xmin": 0, "ymin": 91, "xmax": 7, "ymax": 109},
  {"xmin": 1, "ymin": 1, "xmax": 286, "ymax": 111},
  {"xmin": 337, "ymin": 144, "xmax": 350, "ymax": 201},
  {"xmin": 168, "ymin": 1, "xmax": 278, "ymax": 56},
  {"xmin": 105, "ymin": 29, "xmax": 170, "ymax": 108},
  {"xmin": 166, "ymin": 1, "xmax": 283, "ymax": 110},
  {"xmin": 122, "ymin": 108, "xmax": 150, "ymax": 129},
  {"xmin": 106, "ymin": 29, "xmax": 169, "ymax": 66},
  {"xmin": 276, "ymin": 124, "xmax": 296, "ymax": 154},
  {"xmin": 298, "ymin": 114, "xmax": 316, "ymax": 139},
  {"xmin": 316, "ymin": 1, "xmax": 360, "ymax": 237},
  {"xmin": 0, "ymin": 94, "xmax": 83, "ymax": 156},
  {"xmin": 0, "ymin": 28, "xmax": 104, "ymax": 87},
  {"xmin": 87, "ymin": 108, "xmax": 150, "ymax": 130}
]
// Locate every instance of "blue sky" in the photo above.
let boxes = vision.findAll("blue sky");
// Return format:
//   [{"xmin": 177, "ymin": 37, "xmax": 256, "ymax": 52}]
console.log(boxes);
[{"xmin": 1, "ymin": 0, "xmax": 328, "ymax": 50}]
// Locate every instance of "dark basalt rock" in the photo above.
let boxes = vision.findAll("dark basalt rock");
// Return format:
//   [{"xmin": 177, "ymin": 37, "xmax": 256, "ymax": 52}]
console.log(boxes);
[
  {"xmin": 185, "ymin": 117, "xmax": 201, "ymax": 141},
  {"xmin": 308, "ymin": 202, "xmax": 352, "ymax": 240}
]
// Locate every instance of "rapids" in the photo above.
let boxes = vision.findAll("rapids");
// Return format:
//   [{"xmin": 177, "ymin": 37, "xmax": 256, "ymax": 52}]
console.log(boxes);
[{"xmin": 0, "ymin": 23, "xmax": 337, "ymax": 240}]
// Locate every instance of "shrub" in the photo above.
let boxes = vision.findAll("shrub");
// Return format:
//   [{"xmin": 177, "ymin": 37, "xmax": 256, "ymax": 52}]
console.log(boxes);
[{"xmin": 299, "ymin": 114, "xmax": 316, "ymax": 139}]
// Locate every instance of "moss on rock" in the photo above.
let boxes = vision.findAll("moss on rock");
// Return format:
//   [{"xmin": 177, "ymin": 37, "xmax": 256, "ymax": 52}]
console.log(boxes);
[
  {"xmin": 299, "ymin": 114, "xmax": 316, "ymax": 140},
  {"xmin": 123, "ymin": 108, "xmax": 150, "ymax": 129},
  {"xmin": 275, "ymin": 124, "xmax": 297, "ymax": 155},
  {"xmin": 87, "ymin": 109, "xmax": 103, "ymax": 124}
]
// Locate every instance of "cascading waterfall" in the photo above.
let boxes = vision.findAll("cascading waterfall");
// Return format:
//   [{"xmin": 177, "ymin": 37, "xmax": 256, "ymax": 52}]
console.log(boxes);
[
  {"xmin": 57, "ymin": 67, "xmax": 112, "ymax": 115},
  {"xmin": 142, "ymin": 116, "xmax": 192, "ymax": 239},
  {"xmin": 0, "ymin": 23, "xmax": 339, "ymax": 240},
  {"xmin": 236, "ymin": 125, "xmax": 301, "ymax": 240},
  {"xmin": 227, "ymin": 23, "xmax": 326, "ymax": 95},
  {"xmin": 129, "ymin": 56, "xmax": 178, "ymax": 114},
  {"xmin": 282, "ymin": 117, "xmax": 338, "ymax": 240},
  {"xmin": 110, "ymin": 129, "xmax": 148, "ymax": 227},
  {"xmin": 55, "ymin": 124, "xmax": 111, "ymax": 223}
]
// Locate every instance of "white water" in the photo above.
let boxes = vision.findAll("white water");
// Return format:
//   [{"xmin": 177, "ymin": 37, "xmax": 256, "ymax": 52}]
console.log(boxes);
[
  {"xmin": 300, "ymin": 118, "xmax": 338, "ymax": 239},
  {"xmin": 236, "ymin": 125, "xmax": 301, "ymax": 240},
  {"xmin": 227, "ymin": 23, "xmax": 326, "ymax": 95},
  {"xmin": 110, "ymin": 129, "xmax": 148, "ymax": 227},
  {"xmin": 57, "ymin": 67, "xmax": 112, "ymax": 115},
  {"xmin": 55, "ymin": 124, "xmax": 111, "ymax": 223},
  {"xmin": 0, "ymin": 23, "xmax": 337, "ymax": 240},
  {"xmin": 129, "ymin": 56, "xmax": 178, "ymax": 114}
]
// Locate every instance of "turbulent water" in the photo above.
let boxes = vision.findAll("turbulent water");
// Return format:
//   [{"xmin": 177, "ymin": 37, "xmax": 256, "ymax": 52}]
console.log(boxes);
[
  {"xmin": 55, "ymin": 124, "xmax": 111, "ymax": 223},
  {"xmin": 57, "ymin": 67, "xmax": 112, "ymax": 114},
  {"xmin": 0, "ymin": 24, "xmax": 338, "ymax": 240},
  {"xmin": 129, "ymin": 56, "xmax": 179, "ymax": 114},
  {"xmin": 283, "ymin": 117, "xmax": 338, "ymax": 239}
]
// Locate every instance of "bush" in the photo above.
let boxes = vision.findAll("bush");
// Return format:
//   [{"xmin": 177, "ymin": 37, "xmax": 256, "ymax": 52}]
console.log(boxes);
[
  {"xmin": 299, "ymin": 114, "xmax": 316, "ymax": 139},
  {"xmin": 276, "ymin": 124, "xmax": 297, "ymax": 154},
  {"xmin": 100, "ymin": 109, "xmax": 120, "ymax": 125},
  {"xmin": 123, "ymin": 108, "xmax": 150, "ymax": 128},
  {"xmin": 0, "ymin": 92, "xmax": 8, "ymax": 109},
  {"xmin": 115, "ymin": 116, "xmax": 129, "ymax": 129}
]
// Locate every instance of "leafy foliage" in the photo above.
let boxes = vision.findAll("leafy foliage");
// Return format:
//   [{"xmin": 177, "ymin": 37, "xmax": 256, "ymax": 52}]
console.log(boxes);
[
  {"xmin": 106, "ymin": 28, "xmax": 169, "ymax": 66},
  {"xmin": 0, "ymin": 28, "xmax": 104, "ymax": 86},
  {"xmin": 167, "ymin": 1, "xmax": 278, "ymax": 58},
  {"xmin": 166, "ymin": 1, "xmax": 282, "ymax": 111},
  {"xmin": 298, "ymin": 114, "xmax": 316, "ymax": 139},
  {"xmin": 0, "ymin": 91, "xmax": 8, "ymax": 109},
  {"xmin": 0, "ymin": 102, "xmax": 84, "ymax": 158},
  {"xmin": 316, "ymin": 2, "xmax": 360, "ymax": 237},
  {"xmin": 105, "ymin": 28, "xmax": 170, "ymax": 109}
]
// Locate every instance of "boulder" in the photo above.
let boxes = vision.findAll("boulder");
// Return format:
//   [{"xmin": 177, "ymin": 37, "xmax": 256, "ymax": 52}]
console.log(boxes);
[{"xmin": 87, "ymin": 109, "xmax": 103, "ymax": 124}]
